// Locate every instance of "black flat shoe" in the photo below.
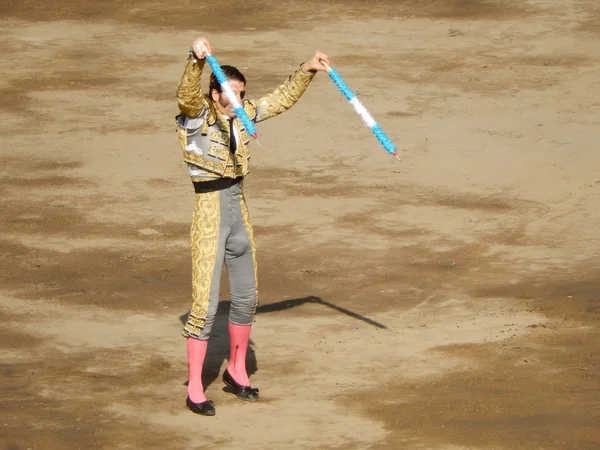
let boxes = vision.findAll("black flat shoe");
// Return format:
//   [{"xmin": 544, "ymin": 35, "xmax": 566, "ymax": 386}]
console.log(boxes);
[
  {"xmin": 186, "ymin": 396, "xmax": 216, "ymax": 416},
  {"xmin": 222, "ymin": 369, "xmax": 259, "ymax": 402}
]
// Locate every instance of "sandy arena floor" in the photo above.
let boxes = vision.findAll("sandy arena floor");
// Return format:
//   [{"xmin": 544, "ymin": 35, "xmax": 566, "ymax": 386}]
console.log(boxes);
[{"xmin": 1, "ymin": 1, "xmax": 599, "ymax": 449}]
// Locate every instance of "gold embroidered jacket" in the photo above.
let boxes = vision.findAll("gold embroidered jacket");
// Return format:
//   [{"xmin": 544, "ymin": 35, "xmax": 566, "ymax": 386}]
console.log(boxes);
[{"xmin": 176, "ymin": 57, "xmax": 315, "ymax": 181}]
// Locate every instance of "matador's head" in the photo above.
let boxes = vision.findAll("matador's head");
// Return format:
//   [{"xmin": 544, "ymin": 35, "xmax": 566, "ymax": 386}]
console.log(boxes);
[{"xmin": 209, "ymin": 65, "xmax": 247, "ymax": 119}]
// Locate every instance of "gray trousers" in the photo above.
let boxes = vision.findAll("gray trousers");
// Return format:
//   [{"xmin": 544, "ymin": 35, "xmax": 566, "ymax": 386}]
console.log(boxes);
[{"xmin": 183, "ymin": 179, "xmax": 258, "ymax": 340}]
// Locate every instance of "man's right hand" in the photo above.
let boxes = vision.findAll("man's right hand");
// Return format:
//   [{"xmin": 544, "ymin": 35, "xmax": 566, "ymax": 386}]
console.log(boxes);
[{"xmin": 192, "ymin": 37, "xmax": 212, "ymax": 59}]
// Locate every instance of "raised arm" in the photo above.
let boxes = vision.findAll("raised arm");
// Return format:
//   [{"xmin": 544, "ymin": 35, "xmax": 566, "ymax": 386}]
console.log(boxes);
[
  {"xmin": 247, "ymin": 50, "xmax": 331, "ymax": 123},
  {"xmin": 176, "ymin": 37, "xmax": 213, "ymax": 118}
]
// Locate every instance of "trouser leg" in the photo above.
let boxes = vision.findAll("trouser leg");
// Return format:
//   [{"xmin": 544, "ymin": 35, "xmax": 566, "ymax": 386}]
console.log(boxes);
[
  {"xmin": 183, "ymin": 189, "xmax": 228, "ymax": 340},
  {"xmin": 224, "ymin": 183, "xmax": 258, "ymax": 386},
  {"xmin": 226, "ymin": 186, "xmax": 258, "ymax": 325},
  {"xmin": 183, "ymin": 189, "xmax": 226, "ymax": 406}
]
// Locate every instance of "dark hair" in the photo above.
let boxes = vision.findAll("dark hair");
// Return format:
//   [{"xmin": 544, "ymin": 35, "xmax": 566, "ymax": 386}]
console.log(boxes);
[{"xmin": 209, "ymin": 65, "xmax": 246, "ymax": 94}]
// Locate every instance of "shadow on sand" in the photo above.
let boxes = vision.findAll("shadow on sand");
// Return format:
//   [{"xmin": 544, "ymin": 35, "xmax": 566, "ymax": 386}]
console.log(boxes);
[{"xmin": 179, "ymin": 295, "xmax": 387, "ymax": 389}]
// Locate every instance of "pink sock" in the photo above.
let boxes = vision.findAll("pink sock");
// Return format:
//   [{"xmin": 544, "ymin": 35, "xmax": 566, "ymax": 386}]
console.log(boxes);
[
  {"xmin": 187, "ymin": 338, "xmax": 208, "ymax": 403},
  {"xmin": 227, "ymin": 322, "xmax": 251, "ymax": 386}
]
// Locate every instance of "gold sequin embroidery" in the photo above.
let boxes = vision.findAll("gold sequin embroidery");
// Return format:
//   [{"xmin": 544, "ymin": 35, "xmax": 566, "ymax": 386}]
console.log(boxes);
[
  {"xmin": 254, "ymin": 69, "xmax": 315, "ymax": 123},
  {"xmin": 183, "ymin": 190, "xmax": 220, "ymax": 338}
]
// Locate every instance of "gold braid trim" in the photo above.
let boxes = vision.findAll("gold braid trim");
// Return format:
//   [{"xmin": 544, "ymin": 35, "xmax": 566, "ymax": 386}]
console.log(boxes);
[
  {"xmin": 182, "ymin": 150, "xmax": 231, "ymax": 177},
  {"xmin": 183, "ymin": 190, "xmax": 221, "ymax": 338},
  {"xmin": 243, "ymin": 100, "xmax": 258, "ymax": 121}
]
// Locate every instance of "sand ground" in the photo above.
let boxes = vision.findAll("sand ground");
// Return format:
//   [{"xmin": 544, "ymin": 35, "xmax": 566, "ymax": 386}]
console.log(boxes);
[{"xmin": 1, "ymin": 1, "xmax": 599, "ymax": 449}]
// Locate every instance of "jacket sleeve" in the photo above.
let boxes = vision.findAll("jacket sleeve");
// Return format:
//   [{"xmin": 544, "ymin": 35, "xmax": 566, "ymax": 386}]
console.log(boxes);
[
  {"xmin": 246, "ymin": 66, "xmax": 316, "ymax": 123},
  {"xmin": 176, "ymin": 56, "xmax": 209, "ymax": 118}
]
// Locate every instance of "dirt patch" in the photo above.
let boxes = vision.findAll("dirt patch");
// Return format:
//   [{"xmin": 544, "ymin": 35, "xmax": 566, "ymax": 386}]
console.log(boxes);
[
  {"xmin": 1, "ymin": 0, "xmax": 600, "ymax": 449},
  {"xmin": 1, "ymin": 0, "xmax": 531, "ymax": 29},
  {"xmin": 357, "ymin": 327, "xmax": 600, "ymax": 450}
]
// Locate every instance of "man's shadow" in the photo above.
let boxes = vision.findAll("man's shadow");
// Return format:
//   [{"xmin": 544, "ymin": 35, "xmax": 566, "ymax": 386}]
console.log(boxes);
[{"xmin": 179, "ymin": 295, "xmax": 387, "ymax": 389}]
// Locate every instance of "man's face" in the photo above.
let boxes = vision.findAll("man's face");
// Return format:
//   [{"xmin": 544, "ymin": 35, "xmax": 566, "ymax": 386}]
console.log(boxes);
[{"xmin": 211, "ymin": 79, "xmax": 246, "ymax": 119}]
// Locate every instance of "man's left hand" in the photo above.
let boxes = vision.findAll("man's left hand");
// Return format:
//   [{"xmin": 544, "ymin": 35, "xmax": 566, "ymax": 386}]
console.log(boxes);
[{"xmin": 303, "ymin": 51, "xmax": 331, "ymax": 73}]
